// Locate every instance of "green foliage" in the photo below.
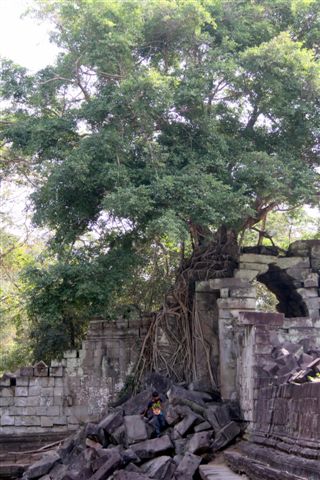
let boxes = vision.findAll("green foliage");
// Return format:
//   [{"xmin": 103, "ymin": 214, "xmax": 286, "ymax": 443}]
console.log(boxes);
[{"xmin": 1, "ymin": 0, "xmax": 320, "ymax": 360}]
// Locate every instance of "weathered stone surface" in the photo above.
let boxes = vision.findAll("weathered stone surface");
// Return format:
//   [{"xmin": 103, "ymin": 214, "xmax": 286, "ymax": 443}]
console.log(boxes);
[
  {"xmin": 124, "ymin": 415, "xmax": 148, "ymax": 444},
  {"xmin": 88, "ymin": 450, "xmax": 122, "ymax": 480},
  {"xmin": 173, "ymin": 413, "xmax": 199, "ymax": 438},
  {"xmin": 98, "ymin": 411, "xmax": 124, "ymax": 434},
  {"xmin": 186, "ymin": 431, "xmax": 213, "ymax": 454},
  {"xmin": 26, "ymin": 452, "xmax": 61, "ymax": 479},
  {"xmin": 167, "ymin": 385, "xmax": 213, "ymax": 406},
  {"xmin": 174, "ymin": 452, "xmax": 202, "ymax": 480},
  {"xmin": 193, "ymin": 421, "xmax": 212, "ymax": 433},
  {"xmin": 111, "ymin": 425, "xmax": 127, "ymax": 445},
  {"xmin": 141, "ymin": 455, "xmax": 176, "ymax": 479},
  {"xmin": 113, "ymin": 472, "xmax": 151, "ymax": 480},
  {"xmin": 131, "ymin": 435, "xmax": 173, "ymax": 460},
  {"xmin": 212, "ymin": 421, "xmax": 241, "ymax": 451}
]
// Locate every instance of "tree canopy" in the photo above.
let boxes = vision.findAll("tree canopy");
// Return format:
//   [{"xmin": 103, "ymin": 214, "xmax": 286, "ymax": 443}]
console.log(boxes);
[{"xmin": 1, "ymin": 0, "xmax": 319, "ymax": 360}]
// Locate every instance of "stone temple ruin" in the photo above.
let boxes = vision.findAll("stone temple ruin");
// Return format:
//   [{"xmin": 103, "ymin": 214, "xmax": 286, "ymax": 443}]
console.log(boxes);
[{"xmin": 1, "ymin": 239, "xmax": 320, "ymax": 479}]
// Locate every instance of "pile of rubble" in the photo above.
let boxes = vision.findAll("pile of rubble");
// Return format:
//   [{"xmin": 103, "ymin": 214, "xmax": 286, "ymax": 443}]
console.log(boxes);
[
  {"xmin": 22, "ymin": 383, "xmax": 243, "ymax": 480},
  {"xmin": 260, "ymin": 341, "xmax": 320, "ymax": 385}
]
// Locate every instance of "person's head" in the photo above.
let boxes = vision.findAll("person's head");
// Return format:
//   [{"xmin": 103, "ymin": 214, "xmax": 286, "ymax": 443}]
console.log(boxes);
[{"xmin": 152, "ymin": 391, "xmax": 159, "ymax": 400}]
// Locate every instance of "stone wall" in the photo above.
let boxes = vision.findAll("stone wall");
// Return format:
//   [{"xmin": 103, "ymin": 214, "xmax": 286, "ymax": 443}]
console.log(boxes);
[
  {"xmin": 195, "ymin": 239, "xmax": 320, "ymax": 401},
  {"xmin": 0, "ymin": 316, "xmax": 151, "ymax": 438}
]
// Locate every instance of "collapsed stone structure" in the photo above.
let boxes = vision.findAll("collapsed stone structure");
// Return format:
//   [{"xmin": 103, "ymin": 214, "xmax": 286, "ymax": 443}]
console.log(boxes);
[{"xmin": 1, "ymin": 239, "xmax": 320, "ymax": 479}]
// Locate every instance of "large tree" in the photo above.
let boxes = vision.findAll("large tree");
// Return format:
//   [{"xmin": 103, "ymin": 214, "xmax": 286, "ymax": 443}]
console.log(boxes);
[{"xmin": 1, "ymin": 0, "xmax": 319, "ymax": 368}]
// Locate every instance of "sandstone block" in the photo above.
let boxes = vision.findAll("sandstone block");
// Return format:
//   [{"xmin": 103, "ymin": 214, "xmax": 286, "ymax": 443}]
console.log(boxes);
[
  {"xmin": 194, "ymin": 421, "xmax": 212, "ymax": 433},
  {"xmin": 1, "ymin": 414, "xmax": 15, "ymax": 426},
  {"xmin": 0, "ymin": 387, "xmax": 14, "ymax": 397},
  {"xmin": 111, "ymin": 425, "xmax": 127, "ymax": 446},
  {"xmin": 0, "ymin": 397, "xmax": 14, "ymax": 407},
  {"xmin": 303, "ymin": 273, "xmax": 319, "ymax": 288},
  {"xmin": 15, "ymin": 416, "xmax": 41, "ymax": 427},
  {"xmin": 0, "ymin": 378, "xmax": 11, "ymax": 387},
  {"xmin": 186, "ymin": 431, "xmax": 213, "ymax": 454},
  {"xmin": 15, "ymin": 377, "xmax": 29, "ymax": 387},
  {"xmin": 124, "ymin": 415, "xmax": 148, "ymax": 445},
  {"xmin": 98, "ymin": 410, "xmax": 124, "ymax": 434},
  {"xmin": 113, "ymin": 472, "xmax": 151, "ymax": 480},
  {"xmin": 26, "ymin": 452, "xmax": 61, "ymax": 479},
  {"xmin": 63, "ymin": 350, "xmax": 78, "ymax": 359},
  {"xmin": 212, "ymin": 421, "xmax": 241, "ymax": 450},
  {"xmin": 15, "ymin": 387, "xmax": 29, "ymax": 396},
  {"xmin": 89, "ymin": 450, "xmax": 122, "ymax": 480},
  {"xmin": 175, "ymin": 452, "xmax": 202, "ymax": 479},
  {"xmin": 218, "ymin": 297, "xmax": 256, "ymax": 310},
  {"xmin": 18, "ymin": 366, "xmax": 34, "ymax": 376},
  {"xmin": 41, "ymin": 417, "xmax": 54, "ymax": 427},
  {"xmin": 234, "ymin": 269, "xmax": 260, "ymax": 281},
  {"xmin": 29, "ymin": 386, "xmax": 42, "ymax": 396},
  {"xmin": 239, "ymin": 262, "xmax": 269, "ymax": 274},
  {"xmin": 16, "ymin": 396, "xmax": 39, "ymax": 407},
  {"xmin": 40, "ymin": 397, "xmax": 55, "ymax": 407},
  {"xmin": 141, "ymin": 455, "xmax": 176, "ymax": 479},
  {"xmin": 240, "ymin": 253, "xmax": 277, "ymax": 264},
  {"xmin": 38, "ymin": 405, "xmax": 60, "ymax": 416},
  {"xmin": 174, "ymin": 413, "xmax": 199, "ymax": 438},
  {"xmin": 275, "ymin": 257, "xmax": 310, "ymax": 270},
  {"xmin": 50, "ymin": 366, "xmax": 64, "ymax": 377},
  {"xmin": 131, "ymin": 435, "xmax": 173, "ymax": 460},
  {"xmin": 230, "ymin": 287, "xmax": 256, "ymax": 298}
]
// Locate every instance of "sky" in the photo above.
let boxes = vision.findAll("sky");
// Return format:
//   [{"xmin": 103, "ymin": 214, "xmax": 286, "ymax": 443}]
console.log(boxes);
[
  {"xmin": 0, "ymin": 0, "xmax": 58, "ymax": 71},
  {"xmin": 0, "ymin": 0, "xmax": 59, "ymax": 239}
]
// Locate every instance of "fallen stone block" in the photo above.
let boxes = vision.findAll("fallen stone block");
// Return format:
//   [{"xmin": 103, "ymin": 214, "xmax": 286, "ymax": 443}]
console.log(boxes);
[
  {"xmin": 211, "ymin": 421, "xmax": 241, "ymax": 451},
  {"xmin": 173, "ymin": 413, "xmax": 199, "ymax": 437},
  {"xmin": 125, "ymin": 463, "xmax": 145, "ymax": 473},
  {"xmin": 86, "ymin": 423, "xmax": 100, "ymax": 442},
  {"xmin": 173, "ymin": 438, "xmax": 187, "ymax": 456},
  {"xmin": 26, "ymin": 452, "xmax": 61, "ymax": 479},
  {"xmin": 167, "ymin": 385, "xmax": 212, "ymax": 407},
  {"xmin": 131, "ymin": 435, "xmax": 173, "ymax": 460},
  {"xmin": 174, "ymin": 452, "xmax": 202, "ymax": 480},
  {"xmin": 299, "ymin": 353, "xmax": 314, "ymax": 369},
  {"xmin": 111, "ymin": 425, "xmax": 127, "ymax": 445},
  {"xmin": 88, "ymin": 450, "xmax": 122, "ymax": 480},
  {"xmin": 165, "ymin": 405, "xmax": 180, "ymax": 426},
  {"xmin": 121, "ymin": 389, "xmax": 154, "ymax": 416},
  {"xmin": 186, "ymin": 431, "xmax": 213, "ymax": 454},
  {"xmin": 193, "ymin": 421, "xmax": 212, "ymax": 433},
  {"xmin": 124, "ymin": 415, "xmax": 148, "ymax": 444},
  {"xmin": 141, "ymin": 455, "xmax": 176, "ymax": 480},
  {"xmin": 113, "ymin": 471, "xmax": 152, "ymax": 480},
  {"xmin": 98, "ymin": 411, "xmax": 124, "ymax": 435}
]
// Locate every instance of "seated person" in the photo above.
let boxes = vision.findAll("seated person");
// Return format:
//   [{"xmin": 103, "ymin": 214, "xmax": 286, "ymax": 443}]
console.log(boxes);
[{"xmin": 141, "ymin": 391, "xmax": 167, "ymax": 437}]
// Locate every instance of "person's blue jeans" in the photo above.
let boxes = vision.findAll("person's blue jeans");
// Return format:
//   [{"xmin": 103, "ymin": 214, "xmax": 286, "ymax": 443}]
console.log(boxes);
[{"xmin": 153, "ymin": 413, "xmax": 166, "ymax": 436}]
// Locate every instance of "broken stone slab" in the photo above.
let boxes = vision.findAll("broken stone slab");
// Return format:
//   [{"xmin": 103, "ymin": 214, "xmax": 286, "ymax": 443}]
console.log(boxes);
[
  {"xmin": 113, "ymin": 472, "xmax": 152, "ymax": 480},
  {"xmin": 124, "ymin": 463, "xmax": 145, "ymax": 474},
  {"xmin": 98, "ymin": 410, "xmax": 124, "ymax": 435},
  {"xmin": 91, "ymin": 448, "xmax": 119, "ymax": 473},
  {"xmin": 174, "ymin": 452, "xmax": 202, "ymax": 480},
  {"xmin": 167, "ymin": 385, "xmax": 213, "ymax": 407},
  {"xmin": 26, "ymin": 452, "xmax": 61, "ymax": 479},
  {"xmin": 111, "ymin": 425, "xmax": 127, "ymax": 446},
  {"xmin": 124, "ymin": 415, "xmax": 148, "ymax": 445},
  {"xmin": 193, "ymin": 421, "xmax": 212, "ymax": 433},
  {"xmin": 88, "ymin": 449, "xmax": 122, "ymax": 480},
  {"xmin": 186, "ymin": 431, "xmax": 213, "ymax": 454},
  {"xmin": 131, "ymin": 435, "xmax": 174, "ymax": 460},
  {"xmin": 85, "ymin": 423, "xmax": 101, "ymax": 442},
  {"xmin": 141, "ymin": 455, "xmax": 176, "ymax": 480},
  {"xmin": 173, "ymin": 438, "xmax": 187, "ymax": 456},
  {"xmin": 120, "ymin": 389, "xmax": 154, "ymax": 416},
  {"xmin": 173, "ymin": 413, "xmax": 199, "ymax": 437},
  {"xmin": 211, "ymin": 421, "xmax": 241, "ymax": 451},
  {"xmin": 165, "ymin": 405, "xmax": 180, "ymax": 426}
]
